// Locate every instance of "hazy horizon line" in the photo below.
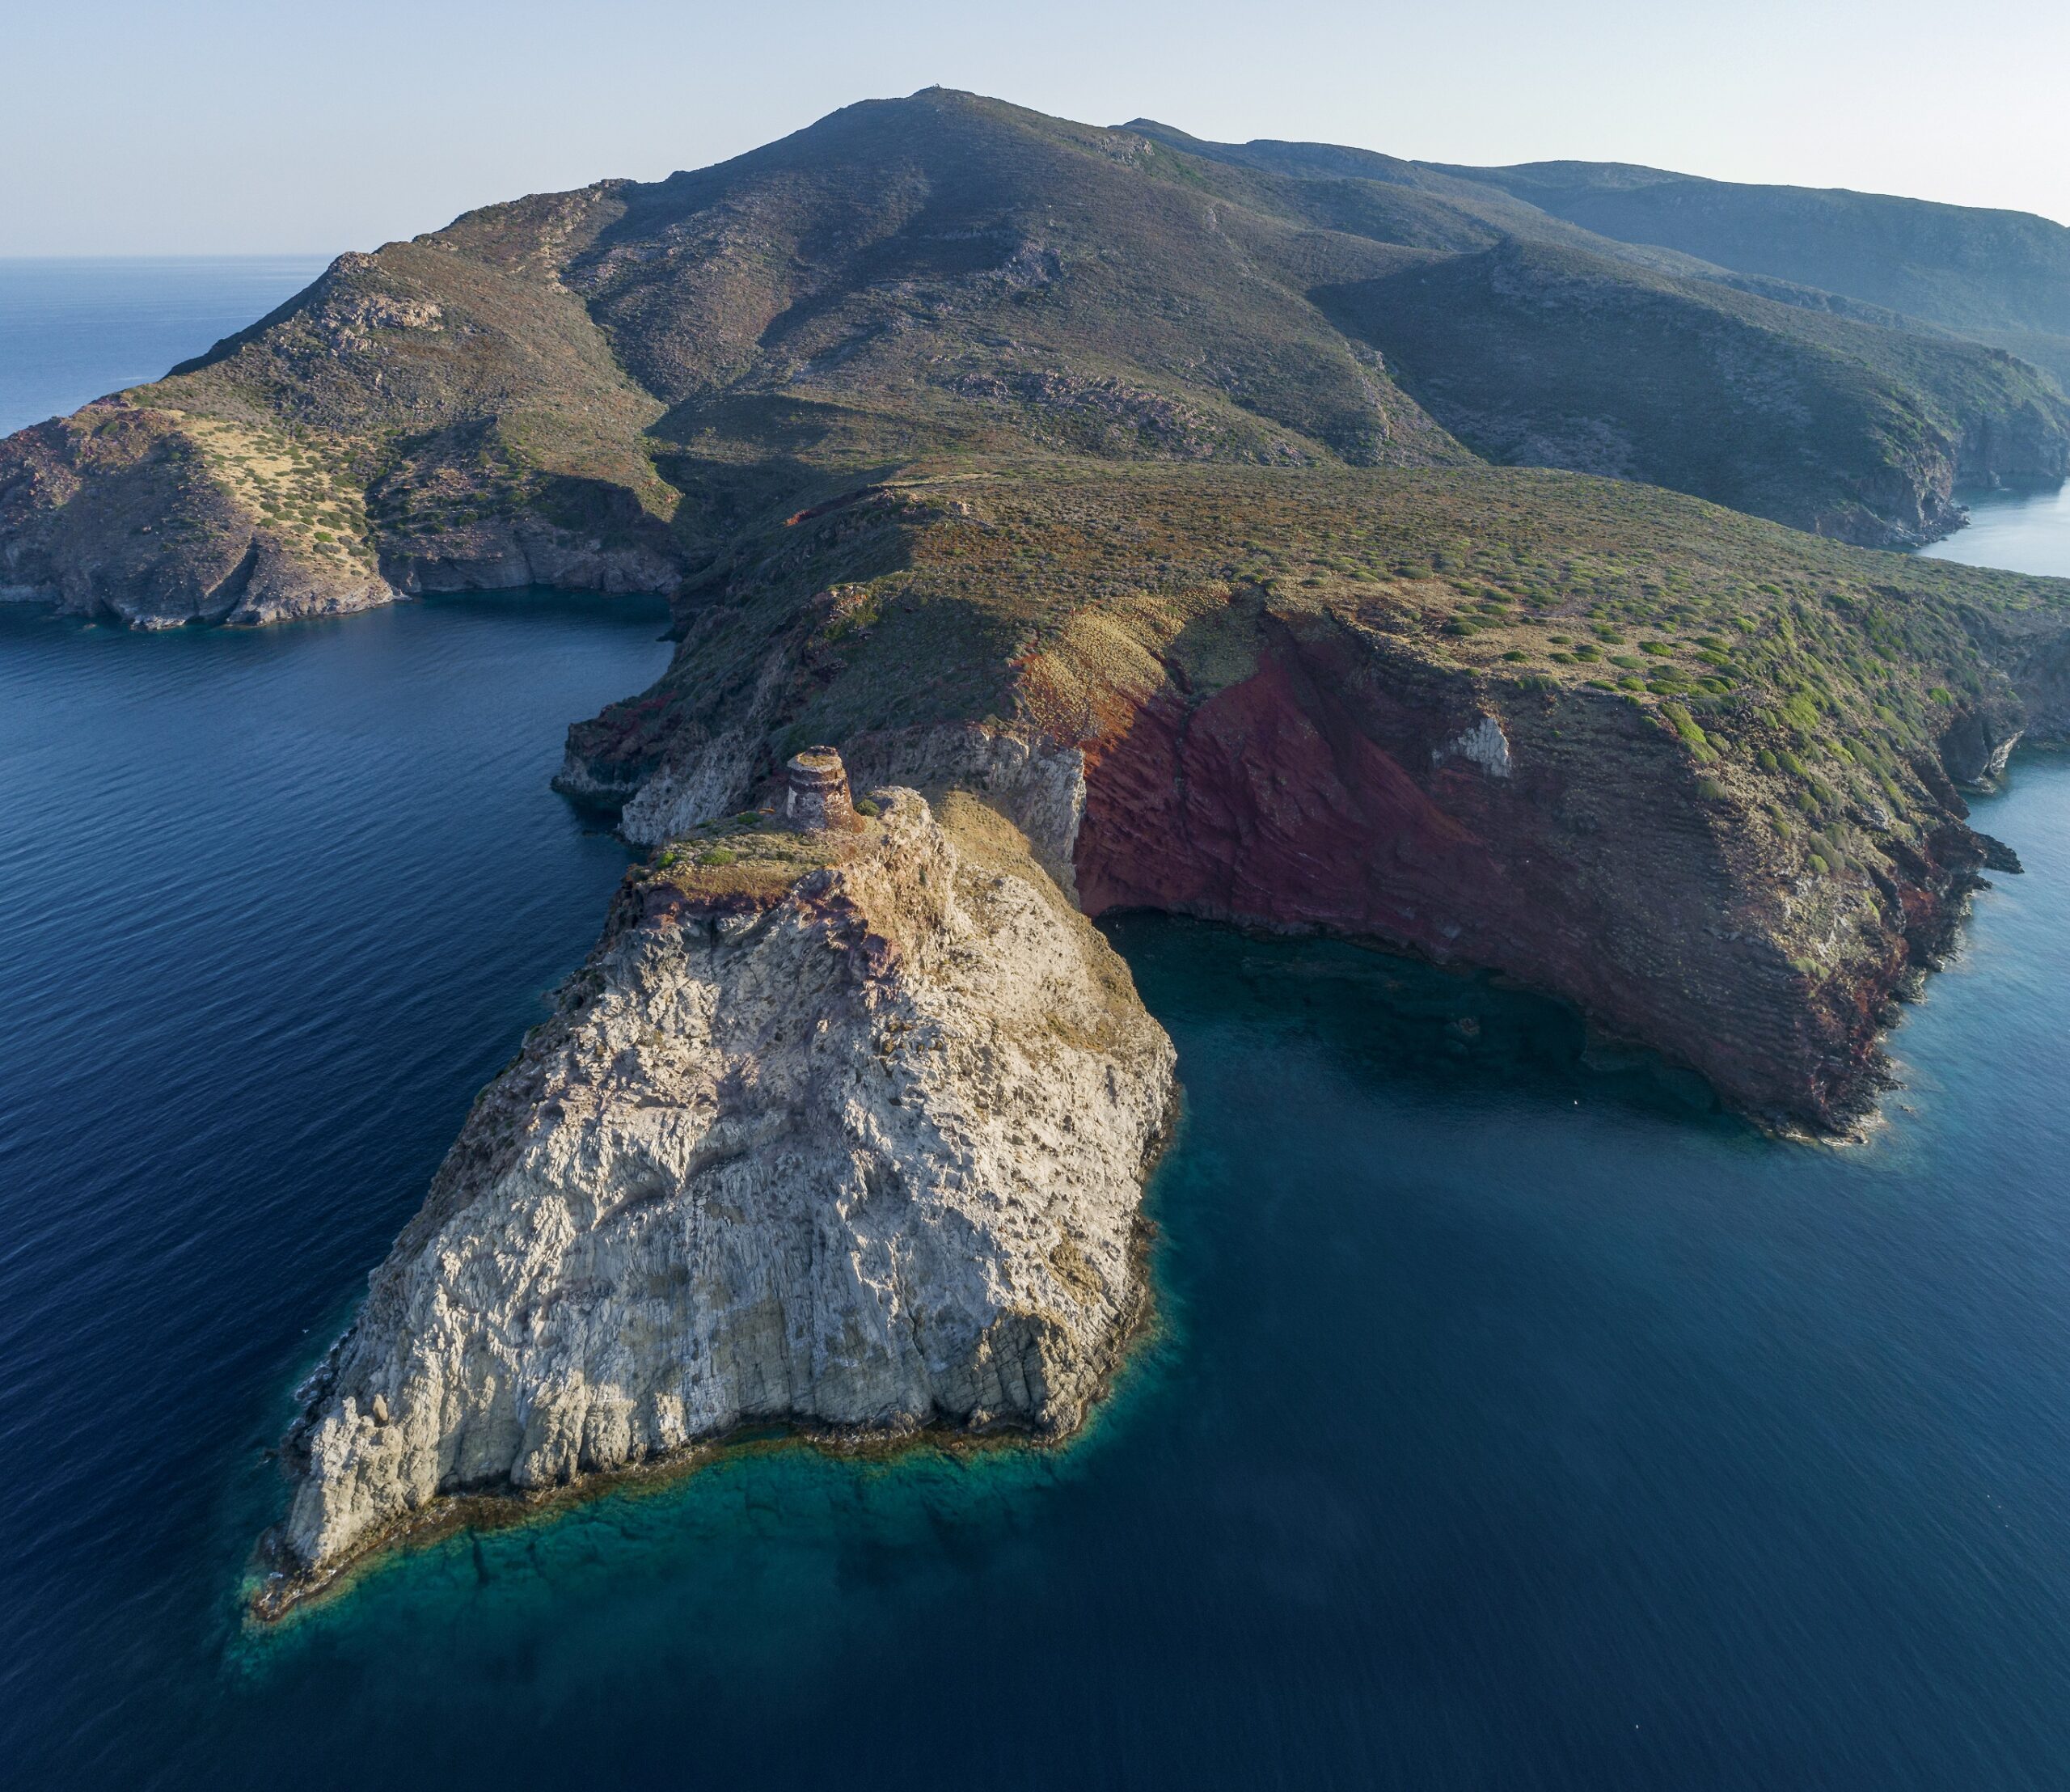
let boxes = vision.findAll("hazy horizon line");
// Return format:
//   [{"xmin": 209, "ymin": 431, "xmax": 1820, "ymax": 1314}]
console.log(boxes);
[{"xmin": 6, "ymin": 104, "xmax": 2068, "ymax": 260}]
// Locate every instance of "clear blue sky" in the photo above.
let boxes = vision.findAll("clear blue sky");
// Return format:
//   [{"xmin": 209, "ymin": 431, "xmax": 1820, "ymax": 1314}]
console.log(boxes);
[{"xmin": 10, "ymin": 0, "xmax": 2068, "ymax": 255}]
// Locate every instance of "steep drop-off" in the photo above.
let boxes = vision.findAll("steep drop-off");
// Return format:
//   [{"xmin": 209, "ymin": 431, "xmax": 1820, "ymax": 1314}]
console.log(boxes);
[
  {"xmin": 1067, "ymin": 620, "xmax": 1995, "ymax": 1130},
  {"xmin": 560, "ymin": 462, "xmax": 2065, "ymax": 1135},
  {"xmin": 264, "ymin": 776, "xmax": 1175, "ymax": 1607},
  {"xmin": 24, "ymin": 91, "xmax": 2064, "ymax": 1595}
]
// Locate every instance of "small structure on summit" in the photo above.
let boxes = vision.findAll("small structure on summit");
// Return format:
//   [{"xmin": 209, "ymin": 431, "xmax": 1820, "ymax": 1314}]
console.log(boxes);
[{"xmin": 784, "ymin": 746, "xmax": 862, "ymax": 832}]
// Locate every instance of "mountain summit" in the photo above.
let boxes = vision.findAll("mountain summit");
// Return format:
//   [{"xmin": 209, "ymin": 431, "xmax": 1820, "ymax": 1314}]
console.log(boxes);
[{"xmin": 6, "ymin": 89, "xmax": 2070, "ymax": 632}]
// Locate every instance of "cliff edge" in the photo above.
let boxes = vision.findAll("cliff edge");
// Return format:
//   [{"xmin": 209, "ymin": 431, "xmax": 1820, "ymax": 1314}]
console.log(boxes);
[{"xmin": 262, "ymin": 774, "xmax": 1174, "ymax": 1608}]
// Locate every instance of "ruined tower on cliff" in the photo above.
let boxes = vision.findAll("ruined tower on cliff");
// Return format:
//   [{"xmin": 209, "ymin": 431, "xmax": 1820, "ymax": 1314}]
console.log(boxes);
[{"xmin": 784, "ymin": 747, "xmax": 861, "ymax": 832}]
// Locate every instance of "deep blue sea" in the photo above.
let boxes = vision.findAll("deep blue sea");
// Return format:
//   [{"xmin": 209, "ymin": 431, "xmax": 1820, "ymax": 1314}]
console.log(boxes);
[
  {"xmin": 0, "ymin": 256, "xmax": 331, "ymax": 436},
  {"xmin": 6, "ymin": 264, "xmax": 2070, "ymax": 1790}
]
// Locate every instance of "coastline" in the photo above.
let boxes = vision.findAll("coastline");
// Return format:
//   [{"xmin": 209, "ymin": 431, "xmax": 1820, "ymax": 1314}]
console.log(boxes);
[{"xmin": 247, "ymin": 1152, "xmax": 1179, "ymax": 1628}]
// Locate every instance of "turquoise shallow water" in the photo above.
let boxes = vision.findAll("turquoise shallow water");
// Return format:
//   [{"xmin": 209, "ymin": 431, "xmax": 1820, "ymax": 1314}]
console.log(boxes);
[{"xmin": 8, "ymin": 267, "xmax": 2070, "ymax": 1790}]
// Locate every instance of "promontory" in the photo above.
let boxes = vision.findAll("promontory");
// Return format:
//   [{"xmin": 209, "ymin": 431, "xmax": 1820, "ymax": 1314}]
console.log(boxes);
[{"xmin": 9, "ymin": 90, "xmax": 2070, "ymax": 1598}]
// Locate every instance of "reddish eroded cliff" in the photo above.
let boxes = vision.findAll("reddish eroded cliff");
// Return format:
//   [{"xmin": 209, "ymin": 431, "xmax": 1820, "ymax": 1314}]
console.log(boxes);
[{"xmin": 1069, "ymin": 611, "xmax": 1982, "ymax": 1133}]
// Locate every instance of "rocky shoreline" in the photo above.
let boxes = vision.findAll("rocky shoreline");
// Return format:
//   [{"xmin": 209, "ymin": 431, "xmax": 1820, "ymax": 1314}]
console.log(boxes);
[
  {"xmin": 6, "ymin": 88, "xmax": 2064, "ymax": 1613},
  {"xmin": 257, "ymin": 761, "xmax": 1176, "ymax": 1612},
  {"xmin": 255, "ymin": 716, "xmax": 2023, "ymax": 1612},
  {"xmin": 253, "ymin": 1305, "xmax": 1171, "ymax": 1625}
]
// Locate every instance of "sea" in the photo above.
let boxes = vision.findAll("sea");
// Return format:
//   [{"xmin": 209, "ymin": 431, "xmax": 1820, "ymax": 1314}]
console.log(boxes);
[{"xmin": 4, "ymin": 260, "xmax": 2070, "ymax": 1790}]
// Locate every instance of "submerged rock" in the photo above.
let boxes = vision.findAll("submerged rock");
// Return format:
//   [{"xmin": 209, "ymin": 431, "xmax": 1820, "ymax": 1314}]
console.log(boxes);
[{"xmin": 270, "ymin": 782, "xmax": 1174, "ymax": 1597}]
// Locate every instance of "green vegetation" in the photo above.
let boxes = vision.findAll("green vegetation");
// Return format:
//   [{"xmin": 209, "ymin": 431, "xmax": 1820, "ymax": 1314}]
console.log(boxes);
[
  {"xmin": 569, "ymin": 449, "xmax": 2064, "ymax": 906},
  {"xmin": 1314, "ymin": 236, "xmax": 2068, "ymax": 546},
  {"xmin": 1439, "ymin": 157, "xmax": 2070, "ymax": 382},
  {"xmin": 640, "ymin": 805, "xmax": 858, "ymax": 901},
  {"xmin": 61, "ymin": 86, "xmax": 2064, "ymax": 592}
]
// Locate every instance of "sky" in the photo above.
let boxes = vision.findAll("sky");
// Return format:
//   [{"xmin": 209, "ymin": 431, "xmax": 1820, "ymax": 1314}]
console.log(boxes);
[{"xmin": 7, "ymin": 0, "xmax": 2068, "ymax": 256}]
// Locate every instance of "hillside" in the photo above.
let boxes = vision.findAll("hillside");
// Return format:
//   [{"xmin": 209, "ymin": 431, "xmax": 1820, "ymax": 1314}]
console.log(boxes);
[
  {"xmin": 551, "ymin": 449, "xmax": 2070, "ymax": 1131},
  {"xmin": 1143, "ymin": 124, "xmax": 2070, "ymax": 361},
  {"xmin": 6, "ymin": 88, "xmax": 2070, "ymax": 1134},
  {"xmin": 1316, "ymin": 237, "xmax": 2069, "ymax": 542},
  {"xmin": 6, "ymin": 91, "xmax": 2070, "ymax": 633},
  {"xmin": 1127, "ymin": 120, "xmax": 2070, "ymax": 533},
  {"xmin": 1437, "ymin": 158, "xmax": 2070, "ymax": 378}
]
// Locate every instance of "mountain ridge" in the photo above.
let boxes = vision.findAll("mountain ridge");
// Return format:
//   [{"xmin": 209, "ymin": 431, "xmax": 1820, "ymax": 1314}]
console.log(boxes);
[
  {"xmin": 7, "ymin": 87, "xmax": 2070, "ymax": 636},
  {"xmin": 1130, "ymin": 118, "xmax": 2070, "ymax": 383}
]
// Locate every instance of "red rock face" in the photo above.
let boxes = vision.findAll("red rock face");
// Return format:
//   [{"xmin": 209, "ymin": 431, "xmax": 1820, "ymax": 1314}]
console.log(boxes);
[
  {"xmin": 1071, "ymin": 619, "xmax": 1979, "ymax": 1133},
  {"xmin": 1078, "ymin": 653, "xmax": 1510, "ymax": 941}
]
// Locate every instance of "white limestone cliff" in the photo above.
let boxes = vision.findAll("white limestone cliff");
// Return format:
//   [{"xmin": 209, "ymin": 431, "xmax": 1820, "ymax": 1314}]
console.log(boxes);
[{"xmin": 272, "ymin": 781, "xmax": 1175, "ymax": 1595}]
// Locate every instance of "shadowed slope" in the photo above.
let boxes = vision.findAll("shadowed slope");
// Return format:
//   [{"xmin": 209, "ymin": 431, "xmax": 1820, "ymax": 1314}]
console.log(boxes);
[
  {"xmin": 1444, "ymin": 159, "xmax": 2070, "ymax": 346},
  {"xmin": 1130, "ymin": 120, "xmax": 2070, "ymax": 540},
  {"xmin": 1319, "ymin": 238, "xmax": 2070, "ymax": 544}
]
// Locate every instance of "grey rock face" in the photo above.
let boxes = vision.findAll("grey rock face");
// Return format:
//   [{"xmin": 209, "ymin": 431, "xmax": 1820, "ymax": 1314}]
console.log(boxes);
[
  {"xmin": 381, "ymin": 512, "xmax": 680, "ymax": 600},
  {"xmin": 616, "ymin": 649, "xmax": 796, "ymax": 844},
  {"xmin": 843, "ymin": 723, "xmax": 1088, "ymax": 892},
  {"xmin": 276, "ymin": 788, "xmax": 1175, "ymax": 1585}
]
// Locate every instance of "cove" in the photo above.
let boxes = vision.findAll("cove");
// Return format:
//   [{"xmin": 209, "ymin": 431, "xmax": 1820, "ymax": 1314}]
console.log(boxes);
[
  {"xmin": 223, "ymin": 768, "xmax": 2070, "ymax": 1790},
  {"xmin": 6, "ymin": 239, "xmax": 2070, "ymax": 1780},
  {"xmin": 1920, "ymin": 480, "xmax": 2070, "ymax": 580}
]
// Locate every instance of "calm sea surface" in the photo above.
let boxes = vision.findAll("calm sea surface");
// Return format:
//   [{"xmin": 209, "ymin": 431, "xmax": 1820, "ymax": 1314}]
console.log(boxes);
[
  {"xmin": 1919, "ymin": 481, "xmax": 2070, "ymax": 580},
  {"xmin": 0, "ymin": 257, "xmax": 331, "ymax": 436},
  {"xmin": 6, "ymin": 264, "xmax": 2070, "ymax": 1790}
]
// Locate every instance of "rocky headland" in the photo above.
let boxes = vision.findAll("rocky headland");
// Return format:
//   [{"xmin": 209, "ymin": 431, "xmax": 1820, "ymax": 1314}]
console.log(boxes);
[
  {"xmin": 560, "ymin": 461, "xmax": 2064, "ymax": 1136},
  {"xmin": 262, "ymin": 757, "xmax": 1174, "ymax": 1609}
]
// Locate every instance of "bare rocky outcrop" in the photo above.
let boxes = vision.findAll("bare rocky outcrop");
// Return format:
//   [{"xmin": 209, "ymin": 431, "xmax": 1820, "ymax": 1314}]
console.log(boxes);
[
  {"xmin": 264, "ymin": 780, "xmax": 1175, "ymax": 1605},
  {"xmin": 842, "ymin": 724, "xmax": 1088, "ymax": 892},
  {"xmin": 609, "ymin": 716, "xmax": 1091, "ymax": 887},
  {"xmin": 605, "ymin": 648, "xmax": 798, "ymax": 841},
  {"xmin": 378, "ymin": 509, "xmax": 680, "ymax": 600}
]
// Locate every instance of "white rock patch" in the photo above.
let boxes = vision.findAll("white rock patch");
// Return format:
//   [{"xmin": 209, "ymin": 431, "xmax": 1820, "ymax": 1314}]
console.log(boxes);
[
  {"xmin": 1433, "ymin": 713, "xmax": 1514, "ymax": 780},
  {"xmin": 277, "ymin": 789, "xmax": 1175, "ymax": 1580}
]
